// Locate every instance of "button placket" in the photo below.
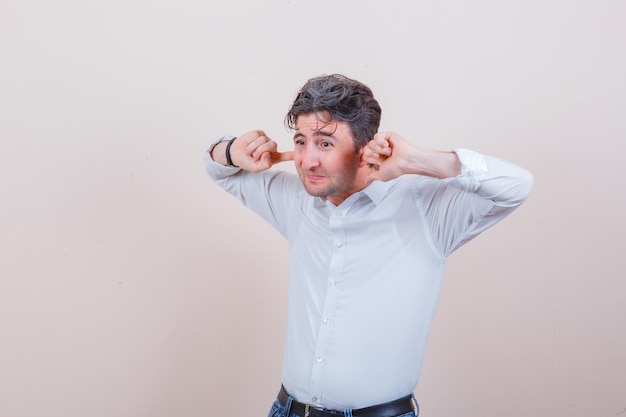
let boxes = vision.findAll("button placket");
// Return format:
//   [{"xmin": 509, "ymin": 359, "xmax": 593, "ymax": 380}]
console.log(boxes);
[{"xmin": 309, "ymin": 207, "xmax": 348, "ymax": 402}]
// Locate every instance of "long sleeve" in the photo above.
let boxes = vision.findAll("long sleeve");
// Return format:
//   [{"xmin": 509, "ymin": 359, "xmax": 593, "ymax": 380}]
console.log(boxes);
[
  {"xmin": 204, "ymin": 135, "xmax": 241, "ymax": 181},
  {"xmin": 203, "ymin": 136, "xmax": 302, "ymax": 238},
  {"xmin": 418, "ymin": 148, "xmax": 534, "ymax": 256}
]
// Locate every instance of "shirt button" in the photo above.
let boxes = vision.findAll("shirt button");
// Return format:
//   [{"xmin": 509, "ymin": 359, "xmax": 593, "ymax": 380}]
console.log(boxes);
[
  {"xmin": 336, "ymin": 211, "xmax": 343, "ymax": 217},
  {"xmin": 323, "ymin": 318, "xmax": 330, "ymax": 324},
  {"xmin": 336, "ymin": 242, "xmax": 343, "ymax": 248},
  {"xmin": 312, "ymin": 396, "xmax": 318, "ymax": 402},
  {"xmin": 330, "ymin": 281, "xmax": 337, "ymax": 287},
  {"xmin": 316, "ymin": 356, "xmax": 323, "ymax": 362}
]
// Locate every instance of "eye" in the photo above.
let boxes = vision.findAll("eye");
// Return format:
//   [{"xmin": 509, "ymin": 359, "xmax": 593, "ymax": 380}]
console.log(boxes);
[
  {"xmin": 294, "ymin": 139, "xmax": 305, "ymax": 146},
  {"xmin": 320, "ymin": 141, "xmax": 332, "ymax": 148}
]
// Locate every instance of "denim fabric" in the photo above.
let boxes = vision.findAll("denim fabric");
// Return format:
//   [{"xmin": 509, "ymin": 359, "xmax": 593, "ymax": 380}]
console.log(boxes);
[{"xmin": 266, "ymin": 398, "xmax": 418, "ymax": 417}]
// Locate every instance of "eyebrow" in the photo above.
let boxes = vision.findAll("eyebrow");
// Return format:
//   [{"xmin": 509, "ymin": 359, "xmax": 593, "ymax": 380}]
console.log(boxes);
[{"xmin": 293, "ymin": 130, "xmax": 336, "ymax": 140}]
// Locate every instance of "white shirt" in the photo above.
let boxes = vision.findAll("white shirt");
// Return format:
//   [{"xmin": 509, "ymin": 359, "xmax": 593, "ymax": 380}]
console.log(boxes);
[{"xmin": 204, "ymin": 137, "xmax": 533, "ymax": 409}]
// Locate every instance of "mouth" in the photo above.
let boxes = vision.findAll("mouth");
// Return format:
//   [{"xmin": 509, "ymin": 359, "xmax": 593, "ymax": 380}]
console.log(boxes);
[{"xmin": 305, "ymin": 173, "xmax": 325, "ymax": 182}]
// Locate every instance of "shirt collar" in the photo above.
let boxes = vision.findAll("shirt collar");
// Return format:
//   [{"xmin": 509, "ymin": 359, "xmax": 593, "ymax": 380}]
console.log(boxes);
[
  {"xmin": 312, "ymin": 179, "xmax": 394, "ymax": 208},
  {"xmin": 360, "ymin": 179, "xmax": 394, "ymax": 205}
]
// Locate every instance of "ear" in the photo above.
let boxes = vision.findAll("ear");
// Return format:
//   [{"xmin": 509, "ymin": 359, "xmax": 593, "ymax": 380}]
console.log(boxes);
[{"xmin": 357, "ymin": 147, "xmax": 369, "ymax": 167}]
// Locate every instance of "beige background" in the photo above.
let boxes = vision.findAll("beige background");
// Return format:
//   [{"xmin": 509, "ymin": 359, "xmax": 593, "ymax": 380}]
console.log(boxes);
[{"xmin": 1, "ymin": 0, "xmax": 625, "ymax": 416}]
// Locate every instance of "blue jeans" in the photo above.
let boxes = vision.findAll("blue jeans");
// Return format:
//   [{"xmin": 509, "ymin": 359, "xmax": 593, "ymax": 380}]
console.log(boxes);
[{"xmin": 266, "ymin": 394, "xmax": 419, "ymax": 417}]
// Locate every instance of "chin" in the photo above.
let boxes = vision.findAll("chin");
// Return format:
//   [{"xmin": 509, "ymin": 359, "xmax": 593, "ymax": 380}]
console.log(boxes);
[
  {"xmin": 302, "ymin": 183, "xmax": 327, "ymax": 197},
  {"xmin": 304, "ymin": 187, "xmax": 325, "ymax": 198}
]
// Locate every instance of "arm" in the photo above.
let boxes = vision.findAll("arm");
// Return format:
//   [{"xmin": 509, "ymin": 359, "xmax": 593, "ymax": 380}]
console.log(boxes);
[
  {"xmin": 204, "ymin": 131, "xmax": 298, "ymax": 238},
  {"xmin": 362, "ymin": 131, "xmax": 533, "ymax": 204},
  {"xmin": 363, "ymin": 131, "xmax": 461, "ymax": 181},
  {"xmin": 210, "ymin": 130, "xmax": 293, "ymax": 171},
  {"xmin": 363, "ymin": 131, "xmax": 534, "ymax": 255}
]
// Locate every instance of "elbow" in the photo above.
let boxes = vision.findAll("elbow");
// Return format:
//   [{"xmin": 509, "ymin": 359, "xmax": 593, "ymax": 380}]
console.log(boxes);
[{"xmin": 509, "ymin": 168, "xmax": 535, "ymax": 206}]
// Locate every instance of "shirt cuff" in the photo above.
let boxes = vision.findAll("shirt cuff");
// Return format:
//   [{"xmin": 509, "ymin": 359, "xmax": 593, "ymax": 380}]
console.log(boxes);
[
  {"xmin": 204, "ymin": 135, "xmax": 241, "ymax": 175},
  {"xmin": 207, "ymin": 135, "xmax": 235, "ymax": 155},
  {"xmin": 442, "ymin": 148, "xmax": 488, "ymax": 192}
]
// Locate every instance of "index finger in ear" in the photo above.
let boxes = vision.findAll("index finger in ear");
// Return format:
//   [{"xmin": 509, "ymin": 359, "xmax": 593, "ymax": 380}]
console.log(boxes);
[{"xmin": 279, "ymin": 151, "xmax": 294, "ymax": 162}]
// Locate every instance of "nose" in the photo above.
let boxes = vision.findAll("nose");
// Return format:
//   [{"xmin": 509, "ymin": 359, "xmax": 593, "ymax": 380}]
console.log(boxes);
[{"xmin": 300, "ymin": 145, "xmax": 320, "ymax": 170}]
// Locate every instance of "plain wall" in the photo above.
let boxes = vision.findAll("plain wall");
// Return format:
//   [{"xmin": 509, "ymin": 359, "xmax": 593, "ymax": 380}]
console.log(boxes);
[{"xmin": 1, "ymin": 0, "xmax": 625, "ymax": 416}]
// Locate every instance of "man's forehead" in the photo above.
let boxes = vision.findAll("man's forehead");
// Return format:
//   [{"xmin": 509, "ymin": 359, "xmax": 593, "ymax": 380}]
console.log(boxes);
[{"xmin": 295, "ymin": 112, "xmax": 337, "ymax": 133}]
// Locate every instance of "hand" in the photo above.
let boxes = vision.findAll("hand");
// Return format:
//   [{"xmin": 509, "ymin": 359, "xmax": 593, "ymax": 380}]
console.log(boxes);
[
  {"xmin": 362, "ymin": 131, "xmax": 462, "ymax": 182},
  {"xmin": 229, "ymin": 130, "xmax": 293, "ymax": 172},
  {"xmin": 362, "ymin": 132, "xmax": 413, "ymax": 182}
]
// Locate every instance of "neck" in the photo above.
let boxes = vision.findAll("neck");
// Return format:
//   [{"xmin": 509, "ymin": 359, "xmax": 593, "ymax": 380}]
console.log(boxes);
[{"xmin": 325, "ymin": 165, "xmax": 372, "ymax": 206}]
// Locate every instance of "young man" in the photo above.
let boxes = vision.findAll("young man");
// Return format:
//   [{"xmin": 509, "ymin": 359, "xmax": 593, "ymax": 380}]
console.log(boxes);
[{"xmin": 205, "ymin": 74, "xmax": 533, "ymax": 417}]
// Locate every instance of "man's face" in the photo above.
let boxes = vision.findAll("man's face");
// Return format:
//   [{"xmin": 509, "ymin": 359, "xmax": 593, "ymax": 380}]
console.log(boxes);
[{"xmin": 293, "ymin": 113, "xmax": 366, "ymax": 205}]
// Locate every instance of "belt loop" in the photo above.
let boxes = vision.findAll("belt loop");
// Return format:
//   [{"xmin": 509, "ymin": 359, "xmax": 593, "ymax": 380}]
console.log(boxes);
[
  {"xmin": 344, "ymin": 408, "xmax": 353, "ymax": 417},
  {"xmin": 411, "ymin": 394, "xmax": 420, "ymax": 416},
  {"xmin": 284, "ymin": 395, "xmax": 293, "ymax": 417}
]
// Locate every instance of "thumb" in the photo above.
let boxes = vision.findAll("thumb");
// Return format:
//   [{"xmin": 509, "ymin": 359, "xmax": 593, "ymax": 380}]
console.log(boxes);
[{"xmin": 260, "ymin": 152, "xmax": 272, "ymax": 166}]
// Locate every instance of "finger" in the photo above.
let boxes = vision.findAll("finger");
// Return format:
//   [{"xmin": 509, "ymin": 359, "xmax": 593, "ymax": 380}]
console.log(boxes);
[
  {"xmin": 372, "ymin": 131, "xmax": 390, "ymax": 144},
  {"xmin": 245, "ymin": 135, "xmax": 266, "ymax": 153},
  {"xmin": 242, "ymin": 133, "xmax": 271, "ymax": 155},
  {"xmin": 278, "ymin": 151, "xmax": 294, "ymax": 162},
  {"xmin": 268, "ymin": 150, "xmax": 293, "ymax": 165},
  {"xmin": 259, "ymin": 152, "xmax": 272, "ymax": 167},
  {"xmin": 242, "ymin": 130, "xmax": 266, "ymax": 145},
  {"xmin": 247, "ymin": 152, "xmax": 272, "ymax": 172},
  {"xmin": 250, "ymin": 140, "xmax": 277, "ymax": 159},
  {"xmin": 361, "ymin": 150, "xmax": 374, "ymax": 163},
  {"xmin": 363, "ymin": 142, "xmax": 377, "ymax": 156},
  {"xmin": 246, "ymin": 137, "xmax": 275, "ymax": 157},
  {"xmin": 362, "ymin": 146, "xmax": 385, "ymax": 164},
  {"xmin": 371, "ymin": 134, "xmax": 391, "ymax": 155}
]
